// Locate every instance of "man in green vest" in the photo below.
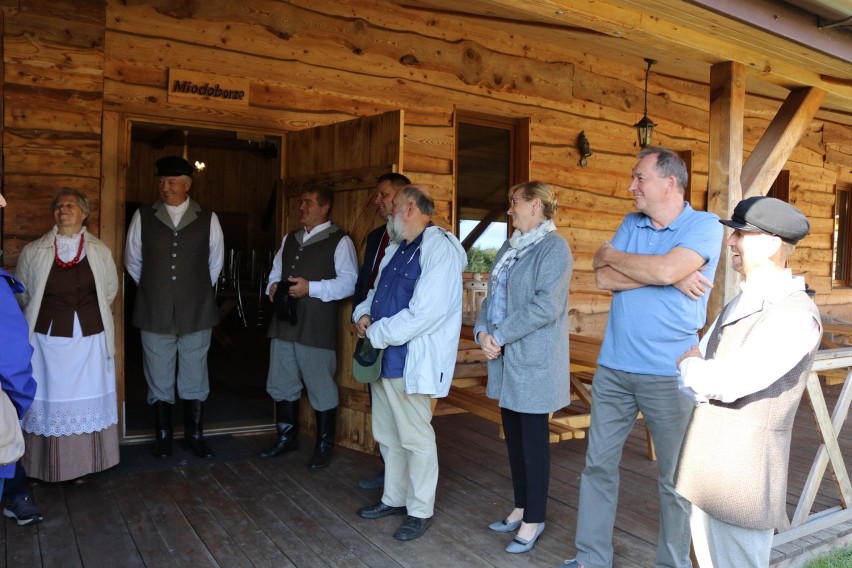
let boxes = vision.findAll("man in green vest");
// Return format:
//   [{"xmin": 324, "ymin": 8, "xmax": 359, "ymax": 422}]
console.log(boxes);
[
  {"xmin": 125, "ymin": 156, "xmax": 225, "ymax": 460},
  {"xmin": 260, "ymin": 186, "xmax": 357, "ymax": 470}
]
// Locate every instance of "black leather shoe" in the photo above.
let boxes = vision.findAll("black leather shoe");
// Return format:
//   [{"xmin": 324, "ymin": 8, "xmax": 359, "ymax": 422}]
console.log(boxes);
[
  {"xmin": 184, "ymin": 436, "xmax": 214, "ymax": 459},
  {"xmin": 308, "ymin": 408, "xmax": 336, "ymax": 470},
  {"xmin": 152, "ymin": 432, "xmax": 173, "ymax": 458},
  {"xmin": 260, "ymin": 400, "xmax": 300, "ymax": 459},
  {"xmin": 358, "ymin": 502, "xmax": 407, "ymax": 519},
  {"xmin": 183, "ymin": 400, "xmax": 214, "ymax": 459},
  {"xmin": 393, "ymin": 515, "xmax": 433, "ymax": 541},
  {"xmin": 152, "ymin": 401, "xmax": 173, "ymax": 458}
]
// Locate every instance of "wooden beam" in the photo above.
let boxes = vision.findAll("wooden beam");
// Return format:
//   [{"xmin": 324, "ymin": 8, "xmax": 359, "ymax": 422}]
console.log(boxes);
[
  {"xmin": 397, "ymin": 0, "xmax": 852, "ymax": 110},
  {"xmin": 101, "ymin": 110, "xmax": 128, "ymax": 439},
  {"xmin": 707, "ymin": 61, "xmax": 745, "ymax": 318},
  {"xmin": 654, "ymin": 0, "xmax": 852, "ymax": 72},
  {"xmin": 741, "ymin": 87, "xmax": 827, "ymax": 198}
]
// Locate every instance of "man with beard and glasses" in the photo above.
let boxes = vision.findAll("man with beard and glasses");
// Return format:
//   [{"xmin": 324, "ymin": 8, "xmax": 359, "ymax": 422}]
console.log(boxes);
[
  {"xmin": 353, "ymin": 185, "xmax": 466, "ymax": 541},
  {"xmin": 353, "ymin": 172, "xmax": 411, "ymax": 491}
]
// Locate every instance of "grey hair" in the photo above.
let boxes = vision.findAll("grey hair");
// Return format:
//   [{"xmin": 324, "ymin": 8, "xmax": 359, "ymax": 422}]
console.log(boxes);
[
  {"xmin": 51, "ymin": 189, "xmax": 90, "ymax": 224},
  {"xmin": 637, "ymin": 147, "xmax": 689, "ymax": 194},
  {"xmin": 399, "ymin": 184, "xmax": 435, "ymax": 216}
]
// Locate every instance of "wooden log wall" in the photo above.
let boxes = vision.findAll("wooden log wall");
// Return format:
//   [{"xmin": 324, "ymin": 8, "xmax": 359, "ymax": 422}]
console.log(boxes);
[
  {"xmin": 3, "ymin": 0, "xmax": 852, "ymax": 452},
  {"xmin": 2, "ymin": 0, "xmax": 105, "ymax": 265}
]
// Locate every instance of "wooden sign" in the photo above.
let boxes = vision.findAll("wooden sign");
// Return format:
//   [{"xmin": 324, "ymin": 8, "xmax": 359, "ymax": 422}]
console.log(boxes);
[{"xmin": 167, "ymin": 68, "xmax": 249, "ymax": 107}]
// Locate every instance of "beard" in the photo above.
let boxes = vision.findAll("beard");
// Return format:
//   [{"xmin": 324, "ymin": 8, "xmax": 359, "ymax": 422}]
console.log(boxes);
[{"xmin": 386, "ymin": 211, "xmax": 405, "ymax": 243}]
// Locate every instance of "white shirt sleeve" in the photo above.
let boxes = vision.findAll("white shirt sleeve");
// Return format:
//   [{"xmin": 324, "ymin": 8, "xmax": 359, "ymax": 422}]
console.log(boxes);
[
  {"xmin": 265, "ymin": 235, "xmax": 287, "ymax": 295},
  {"xmin": 124, "ymin": 210, "xmax": 143, "ymax": 284},
  {"xmin": 308, "ymin": 236, "xmax": 358, "ymax": 302},
  {"xmin": 679, "ymin": 309, "xmax": 821, "ymax": 403},
  {"xmin": 208, "ymin": 213, "xmax": 225, "ymax": 286}
]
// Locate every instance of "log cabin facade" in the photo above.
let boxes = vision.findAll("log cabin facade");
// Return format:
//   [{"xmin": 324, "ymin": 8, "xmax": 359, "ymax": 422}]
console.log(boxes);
[{"xmin": 0, "ymin": 0, "xmax": 851, "ymax": 454}]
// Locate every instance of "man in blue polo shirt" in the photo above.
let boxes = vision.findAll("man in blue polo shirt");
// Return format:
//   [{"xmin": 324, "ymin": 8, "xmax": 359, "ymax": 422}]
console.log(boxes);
[
  {"xmin": 352, "ymin": 184, "xmax": 466, "ymax": 542},
  {"xmin": 559, "ymin": 147, "xmax": 723, "ymax": 568}
]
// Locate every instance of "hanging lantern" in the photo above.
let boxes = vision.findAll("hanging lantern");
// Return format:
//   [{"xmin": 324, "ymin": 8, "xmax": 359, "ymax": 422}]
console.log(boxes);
[{"xmin": 634, "ymin": 58, "xmax": 657, "ymax": 148}]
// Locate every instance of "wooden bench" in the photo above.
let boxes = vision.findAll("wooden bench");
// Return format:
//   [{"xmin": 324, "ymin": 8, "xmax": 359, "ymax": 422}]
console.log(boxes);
[{"xmin": 820, "ymin": 322, "xmax": 852, "ymax": 385}]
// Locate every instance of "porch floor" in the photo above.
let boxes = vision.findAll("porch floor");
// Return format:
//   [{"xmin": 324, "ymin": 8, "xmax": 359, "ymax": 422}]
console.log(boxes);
[{"xmin": 2, "ymin": 386, "xmax": 851, "ymax": 567}]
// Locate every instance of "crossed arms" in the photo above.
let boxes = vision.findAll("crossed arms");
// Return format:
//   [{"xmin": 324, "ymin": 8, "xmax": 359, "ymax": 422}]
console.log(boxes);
[{"xmin": 593, "ymin": 241, "xmax": 711, "ymax": 300}]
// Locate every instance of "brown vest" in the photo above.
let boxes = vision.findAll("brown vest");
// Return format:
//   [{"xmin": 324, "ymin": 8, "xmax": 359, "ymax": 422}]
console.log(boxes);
[
  {"xmin": 132, "ymin": 200, "xmax": 219, "ymax": 334},
  {"xmin": 35, "ymin": 257, "xmax": 104, "ymax": 337},
  {"xmin": 675, "ymin": 289, "xmax": 821, "ymax": 529},
  {"xmin": 267, "ymin": 224, "xmax": 347, "ymax": 350}
]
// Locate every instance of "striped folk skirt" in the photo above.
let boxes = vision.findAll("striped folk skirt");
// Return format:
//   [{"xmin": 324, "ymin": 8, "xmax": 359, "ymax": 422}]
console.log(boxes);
[{"xmin": 21, "ymin": 426, "xmax": 120, "ymax": 483}]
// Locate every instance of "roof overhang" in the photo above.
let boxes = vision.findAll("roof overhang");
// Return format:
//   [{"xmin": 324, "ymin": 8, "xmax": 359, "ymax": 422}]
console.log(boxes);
[{"xmin": 395, "ymin": 0, "xmax": 852, "ymax": 123}]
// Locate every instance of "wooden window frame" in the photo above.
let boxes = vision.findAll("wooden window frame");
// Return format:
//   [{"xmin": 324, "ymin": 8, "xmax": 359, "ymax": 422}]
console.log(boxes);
[
  {"xmin": 834, "ymin": 182, "xmax": 852, "ymax": 287},
  {"xmin": 454, "ymin": 109, "xmax": 530, "ymax": 237}
]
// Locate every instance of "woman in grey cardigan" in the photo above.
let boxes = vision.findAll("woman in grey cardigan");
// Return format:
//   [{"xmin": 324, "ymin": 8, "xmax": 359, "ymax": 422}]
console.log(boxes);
[{"xmin": 474, "ymin": 181, "xmax": 573, "ymax": 554}]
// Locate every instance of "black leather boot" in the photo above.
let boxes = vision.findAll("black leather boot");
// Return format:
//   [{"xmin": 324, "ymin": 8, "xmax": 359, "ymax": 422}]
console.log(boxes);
[
  {"xmin": 259, "ymin": 399, "xmax": 300, "ymax": 459},
  {"xmin": 183, "ymin": 400, "xmax": 214, "ymax": 459},
  {"xmin": 152, "ymin": 401, "xmax": 173, "ymax": 458},
  {"xmin": 308, "ymin": 407, "xmax": 336, "ymax": 470}
]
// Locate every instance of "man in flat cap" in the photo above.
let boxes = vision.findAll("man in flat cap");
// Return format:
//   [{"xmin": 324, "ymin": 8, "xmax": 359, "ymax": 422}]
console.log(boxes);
[
  {"xmin": 674, "ymin": 196, "xmax": 821, "ymax": 567},
  {"xmin": 125, "ymin": 156, "xmax": 224, "ymax": 459}
]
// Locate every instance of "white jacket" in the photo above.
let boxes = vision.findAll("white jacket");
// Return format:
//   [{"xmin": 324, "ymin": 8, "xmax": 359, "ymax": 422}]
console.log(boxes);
[{"xmin": 353, "ymin": 226, "xmax": 466, "ymax": 398}]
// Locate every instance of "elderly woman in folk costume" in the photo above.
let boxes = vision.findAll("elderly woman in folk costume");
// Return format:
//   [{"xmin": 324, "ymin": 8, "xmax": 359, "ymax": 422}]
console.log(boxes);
[{"xmin": 16, "ymin": 189, "xmax": 119, "ymax": 483}]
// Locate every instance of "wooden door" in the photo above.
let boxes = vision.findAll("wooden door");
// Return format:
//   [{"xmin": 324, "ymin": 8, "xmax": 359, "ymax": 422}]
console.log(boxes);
[{"xmin": 283, "ymin": 110, "xmax": 404, "ymax": 454}]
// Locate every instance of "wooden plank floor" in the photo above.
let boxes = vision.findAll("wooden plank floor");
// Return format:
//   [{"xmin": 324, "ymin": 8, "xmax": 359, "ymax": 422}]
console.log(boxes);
[{"xmin": 2, "ymin": 381, "xmax": 850, "ymax": 567}]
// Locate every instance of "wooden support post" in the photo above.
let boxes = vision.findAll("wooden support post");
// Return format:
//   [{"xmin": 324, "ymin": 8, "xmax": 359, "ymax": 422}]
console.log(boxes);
[
  {"xmin": 706, "ymin": 61, "xmax": 745, "ymax": 319},
  {"xmin": 741, "ymin": 87, "xmax": 826, "ymax": 198}
]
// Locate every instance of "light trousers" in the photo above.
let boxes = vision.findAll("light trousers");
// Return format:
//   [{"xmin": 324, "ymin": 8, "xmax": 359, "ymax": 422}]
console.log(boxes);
[
  {"xmin": 575, "ymin": 365, "xmax": 694, "ymax": 568},
  {"xmin": 266, "ymin": 339, "xmax": 339, "ymax": 411},
  {"xmin": 141, "ymin": 329, "xmax": 211, "ymax": 404},
  {"xmin": 690, "ymin": 505, "xmax": 773, "ymax": 568},
  {"xmin": 371, "ymin": 377, "xmax": 438, "ymax": 519}
]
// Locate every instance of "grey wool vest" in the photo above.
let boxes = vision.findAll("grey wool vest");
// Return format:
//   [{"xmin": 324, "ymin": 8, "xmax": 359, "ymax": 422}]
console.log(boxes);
[
  {"xmin": 267, "ymin": 224, "xmax": 347, "ymax": 350},
  {"xmin": 132, "ymin": 200, "xmax": 219, "ymax": 334},
  {"xmin": 675, "ymin": 289, "xmax": 821, "ymax": 530}
]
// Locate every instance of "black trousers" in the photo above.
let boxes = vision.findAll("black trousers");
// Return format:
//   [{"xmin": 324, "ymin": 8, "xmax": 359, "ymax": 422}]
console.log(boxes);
[
  {"xmin": 501, "ymin": 407, "xmax": 550, "ymax": 522},
  {"xmin": 1, "ymin": 461, "xmax": 28, "ymax": 503}
]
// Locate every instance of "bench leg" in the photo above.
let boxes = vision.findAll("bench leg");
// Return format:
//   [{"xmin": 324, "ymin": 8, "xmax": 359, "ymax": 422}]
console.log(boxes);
[{"xmin": 645, "ymin": 425, "xmax": 656, "ymax": 461}]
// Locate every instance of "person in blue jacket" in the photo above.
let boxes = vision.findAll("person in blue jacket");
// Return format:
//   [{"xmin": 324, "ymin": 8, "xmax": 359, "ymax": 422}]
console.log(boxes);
[{"xmin": 0, "ymin": 190, "xmax": 38, "ymax": 519}]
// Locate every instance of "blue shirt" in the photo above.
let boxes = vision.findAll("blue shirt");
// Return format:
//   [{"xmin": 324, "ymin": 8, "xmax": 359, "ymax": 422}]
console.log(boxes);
[
  {"xmin": 597, "ymin": 203, "xmax": 723, "ymax": 376},
  {"xmin": 370, "ymin": 229, "xmax": 426, "ymax": 378}
]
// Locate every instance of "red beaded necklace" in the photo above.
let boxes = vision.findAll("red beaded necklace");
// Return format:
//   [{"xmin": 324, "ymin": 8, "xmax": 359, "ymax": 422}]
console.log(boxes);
[{"xmin": 54, "ymin": 233, "xmax": 85, "ymax": 269}]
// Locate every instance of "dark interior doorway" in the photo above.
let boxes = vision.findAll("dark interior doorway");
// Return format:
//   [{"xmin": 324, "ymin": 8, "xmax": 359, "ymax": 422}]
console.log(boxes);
[{"xmin": 124, "ymin": 124, "xmax": 282, "ymax": 438}]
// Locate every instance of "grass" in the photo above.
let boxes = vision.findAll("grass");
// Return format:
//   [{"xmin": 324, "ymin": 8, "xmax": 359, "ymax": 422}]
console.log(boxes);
[{"xmin": 806, "ymin": 546, "xmax": 852, "ymax": 567}]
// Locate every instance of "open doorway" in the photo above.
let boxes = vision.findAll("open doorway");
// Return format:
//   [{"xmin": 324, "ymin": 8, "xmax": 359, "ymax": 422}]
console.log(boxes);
[{"xmin": 124, "ymin": 124, "xmax": 282, "ymax": 438}]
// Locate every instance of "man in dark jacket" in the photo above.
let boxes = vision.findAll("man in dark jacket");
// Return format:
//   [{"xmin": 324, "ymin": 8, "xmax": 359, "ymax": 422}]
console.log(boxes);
[{"xmin": 353, "ymin": 172, "xmax": 410, "ymax": 490}]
